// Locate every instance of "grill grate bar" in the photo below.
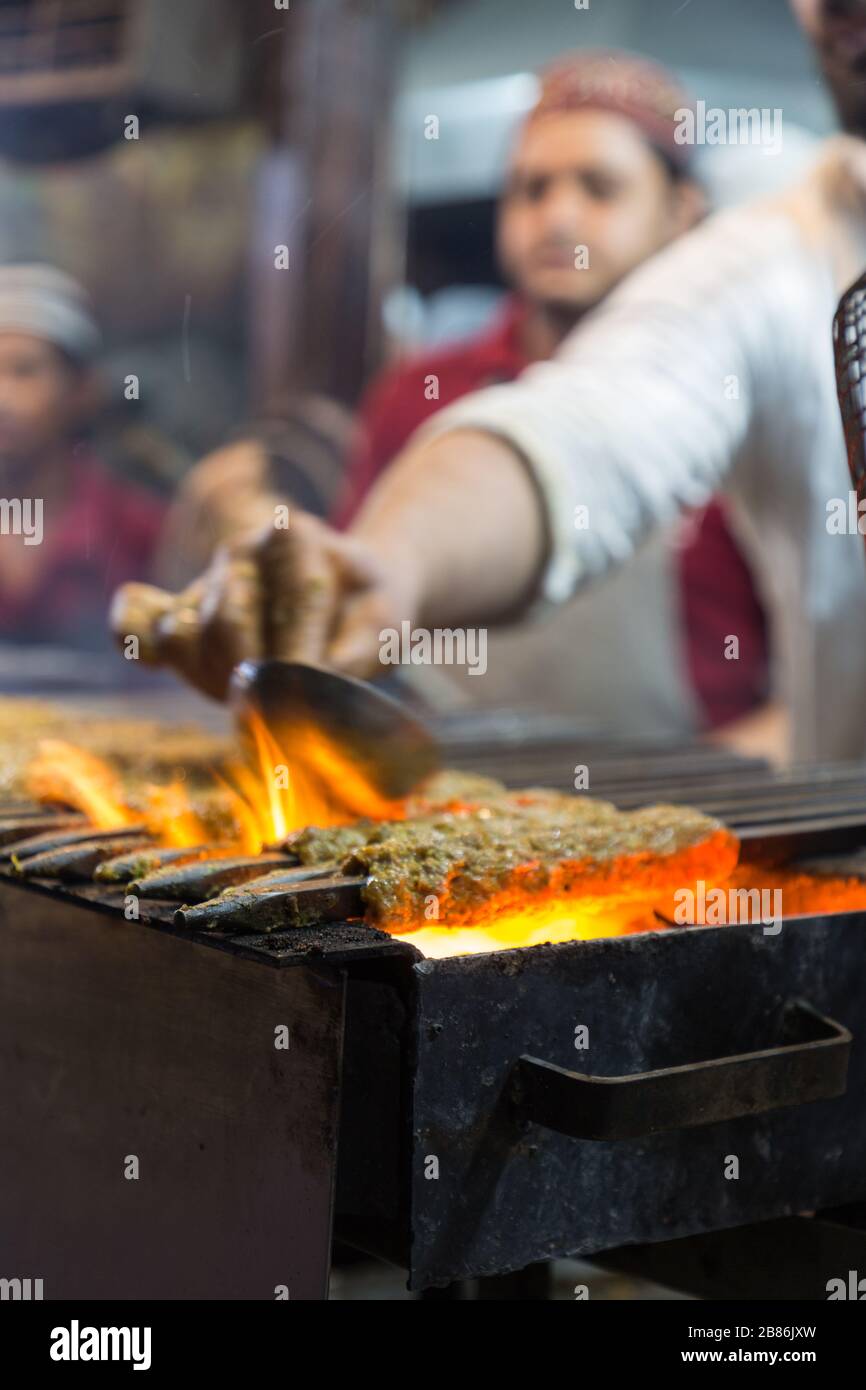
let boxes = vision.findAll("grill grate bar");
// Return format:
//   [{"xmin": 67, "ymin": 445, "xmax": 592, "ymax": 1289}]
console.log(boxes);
[
  {"xmin": 607, "ymin": 788, "xmax": 866, "ymax": 822},
  {"xmin": 592, "ymin": 769, "xmax": 866, "ymax": 801}
]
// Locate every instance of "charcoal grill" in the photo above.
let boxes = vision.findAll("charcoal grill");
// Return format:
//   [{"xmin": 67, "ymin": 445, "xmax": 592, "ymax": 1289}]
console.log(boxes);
[{"xmin": 4, "ymin": 732, "xmax": 866, "ymax": 1297}]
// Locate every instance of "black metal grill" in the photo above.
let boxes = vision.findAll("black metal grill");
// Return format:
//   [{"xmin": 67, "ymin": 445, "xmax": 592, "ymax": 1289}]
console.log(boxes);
[{"xmin": 5, "ymin": 734, "xmax": 866, "ymax": 1296}]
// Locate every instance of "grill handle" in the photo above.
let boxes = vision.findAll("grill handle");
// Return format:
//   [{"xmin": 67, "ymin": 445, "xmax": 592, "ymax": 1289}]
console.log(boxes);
[{"xmin": 511, "ymin": 1000, "xmax": 851, "ymax": 1142}]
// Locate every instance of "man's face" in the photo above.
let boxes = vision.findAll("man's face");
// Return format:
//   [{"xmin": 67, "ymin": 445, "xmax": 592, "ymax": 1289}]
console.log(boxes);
[
  {"xmin": 497, "ymin": 108, "xmax": 698, "ymax": 315},
  {"xmin": 0, "ymin": 334, "xmax": 83, "ymax": 463},
  {"xmin": 791, "ymin": 0, "xmax": 866, "ymax": 135}
]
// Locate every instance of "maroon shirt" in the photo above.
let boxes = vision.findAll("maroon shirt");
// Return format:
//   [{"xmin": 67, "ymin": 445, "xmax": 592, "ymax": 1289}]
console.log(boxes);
[
  {"xmin": 0, "ymin": 448, "xmax": 165, "ymax": 650},
  {"xmin": 335, "ymin": 299, "xmax": 770, "ymax": 730}
]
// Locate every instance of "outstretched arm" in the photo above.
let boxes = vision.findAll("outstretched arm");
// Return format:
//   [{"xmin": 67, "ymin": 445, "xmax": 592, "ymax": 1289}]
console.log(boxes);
[{"xmin": 113, "ymin": 208, "xmax": 781, "ymax": 698}]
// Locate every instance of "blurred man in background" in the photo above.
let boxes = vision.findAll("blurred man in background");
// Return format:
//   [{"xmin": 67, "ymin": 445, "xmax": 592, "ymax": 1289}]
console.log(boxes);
[
  {"xmin": 335, "ymin": 52, "xmax": 769, "ymax": 735},
  {"xmin": 339, "ymin": 53, "xmax": 707, "ymax": 521},
  {"xmin": 0, "ymin": 265, "xmax": 164, "ymax": 650},
  {"xmin": 152, "ymin": 52, "xmax": 771, "ymax": 739},
  {"xmin": 114, "ymin": 0, "xmax": 866, "ymax": 764}
]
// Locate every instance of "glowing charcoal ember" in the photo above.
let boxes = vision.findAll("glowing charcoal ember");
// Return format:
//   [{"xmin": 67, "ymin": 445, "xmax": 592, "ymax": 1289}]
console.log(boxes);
[
  {"xmin": 395, "ymin": 901, "xmax": 665, "ymax": 960},
  {"xmin": 16, "ymin": 836, "xmax": 153, "ymax": 882},
  {"xmin": 130, "ymin": 855, "xmax": 291, "ymax": 901},
  {"xmin": 723, "ymin": 863, "xmax": 866, "ymax": 920}
]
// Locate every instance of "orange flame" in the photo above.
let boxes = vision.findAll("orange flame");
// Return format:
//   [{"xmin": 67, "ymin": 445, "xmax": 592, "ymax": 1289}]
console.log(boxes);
[
  {"xmin": 23, "ymin": 713, "xmax": 406, "ymax": 855},
  {"xmin": 215, "ymin": 712, "xmax": 406, "ymax": 854},
  {"xmin": 394, "ymin": 897, "xmax": 660, "ymax": 958},
  {"xmin": 25, "ymin": 740, "xmax": 135, "ymax": 828},
  {"xmin": 28, "ymin": 723, "xmax": 866, "ymax": 962},
  {"xmin": 141, "ymin": 780, "xmax": 211, "ymax": 849}
]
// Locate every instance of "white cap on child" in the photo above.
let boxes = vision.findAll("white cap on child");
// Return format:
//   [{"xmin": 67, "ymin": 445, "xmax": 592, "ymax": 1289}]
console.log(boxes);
[{"xmin": 0, "ymin": 264, "xmax": 101, "ymax": 363}]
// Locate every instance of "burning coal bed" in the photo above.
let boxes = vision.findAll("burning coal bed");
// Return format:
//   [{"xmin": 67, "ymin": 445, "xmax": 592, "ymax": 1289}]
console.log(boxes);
[{"xmin": 8, "ymin": 727, "xmax": 866, "ymax": 959}]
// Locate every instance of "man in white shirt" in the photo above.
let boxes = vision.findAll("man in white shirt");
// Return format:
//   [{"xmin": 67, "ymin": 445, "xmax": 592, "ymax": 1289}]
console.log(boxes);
[{"xmin": 113, "ymin": 0, "xmax": 866, "ymax": 762}]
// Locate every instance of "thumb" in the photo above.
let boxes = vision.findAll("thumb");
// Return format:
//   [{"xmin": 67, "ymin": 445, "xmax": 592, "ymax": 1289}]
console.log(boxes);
[{"xmin": 109, "ymin": 582, "xmax": 174, "ymax": 664}]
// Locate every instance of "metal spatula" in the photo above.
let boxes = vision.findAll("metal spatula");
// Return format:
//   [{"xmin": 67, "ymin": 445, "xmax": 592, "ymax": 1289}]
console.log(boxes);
[{"xmin": 229, "ymin": 659, "xmax": 440, "ymax": 800}]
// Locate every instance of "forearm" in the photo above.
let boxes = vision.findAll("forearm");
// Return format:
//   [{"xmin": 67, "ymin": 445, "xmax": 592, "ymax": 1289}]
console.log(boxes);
[{"xmin": 348, "ymin": 429, "xmax": 548, "ymax": 627}]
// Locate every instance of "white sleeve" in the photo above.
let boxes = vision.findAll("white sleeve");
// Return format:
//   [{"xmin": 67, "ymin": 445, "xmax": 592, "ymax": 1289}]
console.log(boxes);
[{"xmin": 418, "ymin": 205, "xmax": 801, "ymax": 604}]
